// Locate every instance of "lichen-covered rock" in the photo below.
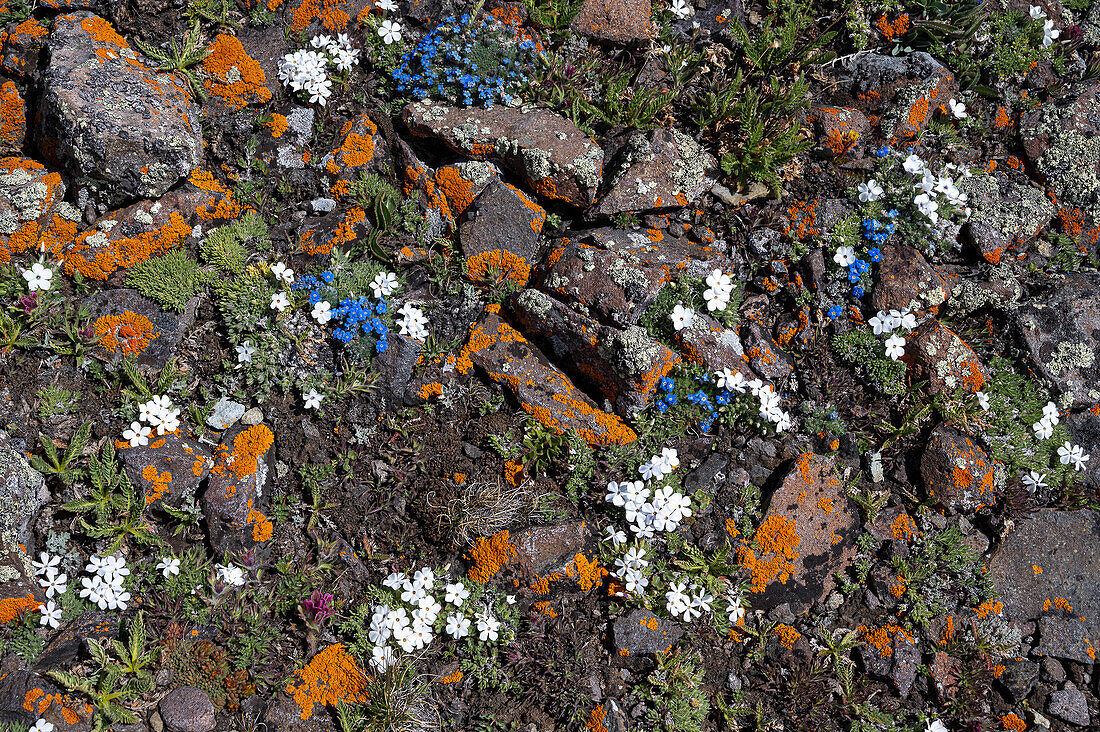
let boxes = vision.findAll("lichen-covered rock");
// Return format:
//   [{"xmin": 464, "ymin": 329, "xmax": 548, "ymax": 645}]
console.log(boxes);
[
  {"xmin": 577, "ymin": 226, "xmax": 733, "ymax": 281},
  {"xmin": 393, "ymin": 136, "xmax": 453, "ymax": 240},
  {"xmin": 1020, "ymin": 80, "xmax": 1100, "ymax": 221},
  {"xmin": 84, "ymin": 288, "xmax": 198, "ymax": 370},
  {"xmin": 1066, "ymin": 409, "xmax": 1100, "ymax": 490},
  {"xmin": 849, "ymin": 52, "xmax": 957, "ymax": 144},
  {"xmin": 463, "ymin": 310, "xmax": 636, "ymax": 445},
  {"xmin": 613, "ymin": 608, "xmax": 683, "ymax": 657},
  {"xmin": 1014, "ymin": 272, "xmax": 1100, "ymax": 407},
  {"xmin": 0, "ymin": 669, "xmax": 96, "ymax": 730},
  {"xmin": 118, "ymin": 426, "xmax": 212, "ymax": 510},
  {"xmin": 508, "ymin": 288, "xmax": 679, "ymax": 417},
  {"xmin": 859, "ymin": 627, "xmax": 921, "ymax": 697},
  {"xmin": 460, "ymin": 179, "xmax": 545, "ymax": 287},
  {"xmin": 1048, "ymin": 686, "xmax": 1090, "ymax": 727},
  {"xmin": 904, "ymin": 318, "xmax": 987, "ymax": 395},
  {"xmin": 403, "ymin": 100, "xmax": 604, "ymax": 207},
  {"xmin": 37, "ymin": 13, "xmax": 202, "ymax": 206},
  {"xmin": 432, "ymin": 160, "xmax": 502, "ymax": 222},
  {"xmin": 201, "ymin": 423, "xmax": 276, "ymax": 552},
  {"xmin": 920, "ymin": 424, "xmax": 996, "ymax": 513},
  {"xmin": 538, "ymin": 240, "xmax": 665, "ymax": 327},
  {"xmin": 672, "ymin": 310, "xmax": 756, "ymax": 379},
  {"xmin": 373, "ymin": 332, "xmax": 422, "ymax": 411},
  {"xmin": 319, "ymin": 113, "xmax": 393, "ymax": 185},
  {"xmin": 0, "ymin": 81, "xmax": 26, "ymax": 154},
  {"xmin": 737, "ymin": 453, "xmax": 859, "ymax": 611},
  {"xmin": 988, "ymin": 509, "xmax": 1100, "ymax": 640},
  {"xmin": 0, "ymin": 429, "xmax": 48, "ymax": 549},
  {"xmin": 741, "ymin": 320, "xmax": 793, "ymax": 383},
  {"xmin": 958, "ymin": 173, "xmax": 1055, "ymax": 264},
  {"xmin": 1036, "ymin": 614, "xmax": 1096, "ymax": 665},
  {"xmin": 200, "ymin": 33, "xmax": 273, "ymax": 113},
  {"xmin": 870, "ymin": 244, "xmax": 948, "ymax": 313},
  {"xmin": 569, "ymin": 0, "xmax": 656, "ymax": 44},
  {"xmin": 0, "ymin": 18, "xmax": 49, "ymax": 78},
  {"xmin": 808, "ymin": 106, "xmax": 870, "ymax": 159},
  {"xmin": 0, "ymin": 157, "xmax": 71, "ymax": 264},
  {"xmin": 34, "ymin": 609, "xmax": 119, "ymax": 669},
  {"xmin": 594, "ymin": 128, "xmax": 714, "ymax": 216}
]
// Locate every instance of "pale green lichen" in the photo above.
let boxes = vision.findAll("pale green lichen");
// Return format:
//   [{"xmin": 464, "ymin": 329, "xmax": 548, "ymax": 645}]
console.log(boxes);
[{"xmin": 1045, "ymin": 340, "xmax": 1095, "ymax": 376}]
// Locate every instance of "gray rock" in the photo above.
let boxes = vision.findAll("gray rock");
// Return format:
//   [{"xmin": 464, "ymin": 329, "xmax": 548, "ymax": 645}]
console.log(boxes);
[
  {"xmin": 988, "ymin": 509, "xmax": 1100, "ymax": 640},
  {"xmin": 849, "ymin": 52, "xmax": 958, "ymax": 144},
  {"xmin": 1041, "ymin": 657, "xmax": 1066, "ymax": 683},
  {"xmin": 682, "ymin": 453, "xmax": 728, "ymax": 498},
  {"xmin": 241, "ymin": 407, "xmax": 263, "ymax": 426},
  {"xmin": 37, "ymin": 13, "xmax": 202, "ymax": 206},
  {"xmin": 569, "ymin": 0, "xmax": 655, "ymax": 44},
  {"xmin": 119, "ymin": 426, "xmax": 211, "ymax": 510},
  {"xmin": 510, "ymin": 520, "xmax": 593, "ymax": 578},
  {"xmin": 997, "ymin": 657, "xmax": 1039, "ymax": 702},
  {"xmin": 0, "ymin": 429, "xmax": 48, "ymax": 549},
  {"xmin": 159, "ymin": 686, "xmax": 216, "ymax": 732},
  {"xmin": 594, "ymin": 128, "xmax": 714, "ymax": 216},
  {"xmin": 459, "ymin": 178, "xmax": 544, "ymax": 280},
  {"xmin": 1048, "ymin": 686, "xmax": 1090, "ymax": 727},
  {"xmin": 920, "ymin": 424, "xmax": 996, "ymax": 513},
  {"xmin": 1037, "ymin": 615, "xmax": 1096, "ymax": 665},
  {"xmin": 613, "ymin": 608, "xmax": 683, "ymax": 656},
  {"xmin": 202, "ymin": 423, "xmax": 274, "ymax": 552},
  {"xmin": 84, "ymin": 288, "xmax": 198, "ymax": 370},
  {"xmin": 870, "ymin": 244, "xmax": 948, "ymax": 313},
  {"xmin": 958, "ymin": 174, "xmax": 1055, "ymax": 264},
  {"xmin": 1015, "ymin": 272, "xmax": 1100, "ymax": 407},
  {"xmin": 0, "ymin": 158, "xmax": 68, "ymax": 259},
  {"xmin": 34, "ymin": 610, "xmax": 119, "ymax": 669},
  {"xmin": 891, "ymin": 631, "xmax": 921, "ymax": 697},
  {"xmin": 206, "ymin": 397, "xmax": 246, "ymax": 430},
  {"xmin": 373, "ymin": 333, "xmax": 422, "ymax": 411}
]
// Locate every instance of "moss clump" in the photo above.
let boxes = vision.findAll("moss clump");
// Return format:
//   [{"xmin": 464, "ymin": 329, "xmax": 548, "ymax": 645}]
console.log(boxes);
[
  {"xmin": 832, "ymin": 328, "xmax": 907, "ymax": 395},
  {"xmin": 201, "ymin": 211, "xmax": 268, "ymax": 275},
  {"xmin": 125, "ymin": 250, "xmax": 201, "ymax": 312}
]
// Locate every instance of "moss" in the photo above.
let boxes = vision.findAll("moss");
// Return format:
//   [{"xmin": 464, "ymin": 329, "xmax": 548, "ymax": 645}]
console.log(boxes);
[
  {"xmin": 125, "ymin": 250, "xmax": 200, "ymax": 312},
  {"xmin": 201, "ymin": 211, "xmax": 268, "ymax": 274}
]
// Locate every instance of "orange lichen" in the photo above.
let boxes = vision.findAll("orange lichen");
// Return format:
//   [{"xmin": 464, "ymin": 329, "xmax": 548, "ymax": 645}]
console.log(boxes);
[
  {"xmin": 93, "ymin": 311, "xmax": 159, "ymax": 356},
  {"xmin": 202, "ymin": 35, "xmax": 271, "ymax": 111},
  {"xmin": 587, "ymin": 705, "xmax": 608, "ymax": 732},
  {"xmin": 466, "ymin": 249, "xmax": 531, "ymax": 286},
  {"xmin": 737, "ymin": 514, "xmax": 801, "ymax": 593},
  {"xmin": 267, "ymin": 113, "xmax": 288, "ymax": 138},
  {"xmin": 890, "ymin": 512, "xmax": 919, "ymax": 541},
  {"xmin": 533, "ymin": 601, "xmax": 558, "ymax": 617},
  {"xmin": 224, "ymin": 425, "xmax": 274, "ymax": 481},
  {"xmin": 417, "ymin": 382, "xmax": 443, "ymax": 399},
  {"xmin": 0, "ymin": 81, "xmax": 24, "ymax": 148},
  {"xmin": 774, "ymin": 623, "xmax": 801, "ymax": 649},
  {"xmin": 973, "ymin": 601, "xmax": 1003, "ymax": 620},
  {"xmin": 66, "ymin": 210, "xmax": 192, "ymax": 280},
  {"xmin": 284, "ymin": 643, "xmax": 368, "ymax": 720},
  {"xmin": 993, "ymin": 664, "xmax": 1006, "ymax": 678},
  {"xmin": 441, "ymin": 669, "xmax": 463, "ymax": 684},
  {"xmin": 876, "ymin": 13, "xmax": 910, "ymax": 40},
  {"xmin": 1001, "ymin": 713, "xmax": 1026, "ymax": 731},
  {"xmin": 325, "ymin": 117, "xmax": 377, "ymax": 173},
  {"xmin": 857, "ymin": 623, "xmax": 915, "ymax": 658},
  {"xmin": 572, "ymin": 553, "xmax": 607, "ymax": 592},
  {"xmin": 504, "ymin": 459, "xmax": 524, "ymax": 486},
  {"xmin": 466, "ymin": 530, "xmax": 517, "ymax": 582},
  {"xmin": 248, "ymin": 508, "xmax": 273, "ymax": 542},
  {"xmin": 0, "ymin": 594, "xmax": 40, "ymax": 623},
  {"xmin": 994, "ymin": 107, "xmax": 1013, "ymax": 129}
]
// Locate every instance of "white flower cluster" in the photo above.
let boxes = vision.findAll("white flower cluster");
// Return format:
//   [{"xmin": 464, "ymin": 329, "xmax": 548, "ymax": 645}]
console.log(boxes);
[
  {"xmin": 216, "ymin": 562, "xmax": 246, "ymax": 587},
  {"xmin": 123, "ymin": 394, "xmax": 181, "ymax": 447},
  {"xmin": 668, "ymin": 0, "xmax": 692, "ymax": 18},
  {"xmin": 670, "ymin": 303, "xmax": 694, "ymax": 331},
  {"xmin": 664, "ymin": 577, "xmax": 714, "ymax": 622},
  {"xmin": 605, "ymin": 449, "xmax": 692, "ymax": 541},
  {"xmin": 902, "ymin": 154, "xmax": 971, "ymax": 225},
  {"xmin": 397, "ymin": 302, "xmax": 428, "ymax": 341},
  {"xmin": 369, "ymin": 568, "xmax": 480, "ymax": 672},
  {"xmin": 703, "ymin": 268, "xmax": 735, "ymax": 312},
  {"xmin": 868, "ymin": 308, "xmax": 917, "ymax": 361},
  {"xmin": 1031, "ymin": 400, "xmax": 1061, "ymax": 441},
  {"xmin": 1058, "ymin": 441, "xmax": 1090, "ymax": 472},
  {"xmin": 78, "ymin": 554, "xmax": 132, "ymax": 612},
  {"xmin": 30, "ymin": 552, "xmax": 67, "ymax": 628},
  {"xmin": 715, "ymin": 369, "xmax": 793, "ymax": 432},
  {"xmin": 278, "ymin": 33, "xmax": 360, "ymax": 106}
]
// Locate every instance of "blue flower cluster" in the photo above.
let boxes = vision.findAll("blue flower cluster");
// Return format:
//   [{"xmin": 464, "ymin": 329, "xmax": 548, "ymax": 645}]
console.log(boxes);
[
  {"xmin": 653, "ymin": 376, "xmax": 679, "ymax": 413},
  {"xmin": 293, "ymin": 272, "xmax": 391, "ymax": 354},
  {"xmin": 392, "ymin": 15, "xmax": 539, "ymax": 107},
  {"xmin": 862, "ymin": 210, "xmax": 898, "ymax": 247}
]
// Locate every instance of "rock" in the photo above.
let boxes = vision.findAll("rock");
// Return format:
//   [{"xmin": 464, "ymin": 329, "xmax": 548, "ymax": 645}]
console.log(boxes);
[
  {"xmin": 460, "ymin": 179, "xmax": 545, "ymax": 287},
  {"xmin": 34, "ymin": 610, "xmax": 119, "ymax": 669},
  {"xmin": 403, "ymin": 100, "xmax": 604, "ymax": 207},
  {"xmin": 958, "ymin": 173, "xmax": 1055, "ymax": 264},
  {"xmin": 37, "ymin": 13, "xmax": 202, "ymax": 206},
  {"xmin": 997, "ymin": 657, "xmax": 1039, "ymax": 702},
  {"xmin": 373, "ymin": 332, "xmax": 422, "ymax": 411},
  {"xmin": 84, "ymin": 288, "xmax": 198, "ymax": 370},
  {"xmin": 0, "ymin": 669, "xmax": 95, "ymax": 729},
  {"xmin": 808, "ymin": 106, "xmax": 870, "ymax": 160},
  {"xmin": 199, "ymin": 33, "xmax": 272, "ymax": 113},
  {"xmin": 1048, "ymin": 687, "xmax": 1090, "ymax": 727},
  {"xmin": 1014, "ymin": 272, "xmax": 1100, "ymax": 408},
  {"xmin": 1036, "ymin": 614, "xmax": 1097, "ymax": 665},
  {"xmin": 930, "ymin": 651, "xmax": 963, "ymax": 703},
  {"xmin": 1066, "ymin": 410, "xmax": 1100, "ymax": 490},
  {"xmin": 569, "ymin": 0, "xmax": 656, "ymax": 44},
  {"xmin": 260, "ymin": 105, "xmax": 315, "ymax": 176},
  {"xmin": 0, "ymin": 157, "xmax": 71, "ymax": 263},
  {"xmin": 950, "ymin": 261, "xmax": 1023, "ymax": 314},
  {"xmin": 0, "ymin": 429, "xmax": 48, "ymax": 548},
  {"xmin": 537, "ymin": 240, "xmax": 666, "ymax": 328},
  {"xmin": 63, "ymin": 177, "xmax": 233, "ymax": 281},
  {"xmin": 202, "ymin": 423, "xmax": 275, "ymax": 552},
  {"xmin": 296, "ymin": 204, "xmax": 375, "ymax": 259},
  {"xmin": 159, "ymin": 687, "xmax": 216, "ymax": 732},
  {"xmin": 920, "ymin": 424, "xmax": 996, "ymax": 513},
  {"xmin": 849, "ymin": 52, "xmax": 958, "ymax": 145},
  {"xmin": 119, "ymin": 425, "xmax": 212, "ymax": 509},
  {"xmin": 241, "ymin": 407, "xmax": 263, "ymax": 426},
  {"xmin": 433, "ymin": 160, "xmax": 502, "ymax": 221},
  {"xmin": 577, "ymin": 225, "xmax": 734, "ymax": 281},
  {"xmin": 613, "ymin": 608, "xmax": 683, "ymax": 656},
  {"xmin": 738, "ymin": 453, "xmax": 859, "ymax": 611},
  {"xmin": 463, "ymin": 311, "xmax": 637, "ymax": 446},
  {"xmin": 672, "ymin": 311, "xmax": 754, "ymax": 379},
  {"xmin": 510, "ymin": 520, "xmax": 593, "ymax": 577},
  {"xmin": 262, "ymin": 688, "xmax": 338, "ymax": 732},
  {"xmin": 594, "ymin": 128, "xmax": 714, "ymax": 216},
  {"xmin": 508, "ymin": 288, "xmax": 679, "ymax": 417},
  {"xmin": 318, "ymin": 113, "xmax": 392, "ymax": 183},
  {"xmin": 870, "ymin": 244, "xmax": 948, "ymax": 313},
  {"xmin": 1020, "ymin": 80, "xmax": 1100, "ymax": 221},
  {"xmin": 206, "ymin": 397, "xmax": 246, "ymax": 431},
  {"xmin": 392, "ymin": 136, "xmax": 452, "ymax": 240},
  {"xmin": 904, "ymin": 318, "xmax": 987, "ymax": 395},
  {"xmin": 0, "ymin": 81, "xmax": 26, "ymax": 154},
  {"xmin": 682, "ymin": 453, "xmax": 729, "ymax": 497},
  {"xmin": 741, "ymin": 321, "xmax": 793, "ymax": 383},
  {"xmin": 988, "ymin": 509, "xmax": 1100, "ymax": 640},
  {"xmin": 890, "ymin": 631, "xmax": 921, "ymax": 696},
  {"xmin": 0, "ymin": 18, "xmax": 49, "ymax": 78}
]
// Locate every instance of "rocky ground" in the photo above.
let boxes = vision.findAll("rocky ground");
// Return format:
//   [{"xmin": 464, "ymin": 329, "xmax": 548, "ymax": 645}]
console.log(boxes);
[{"xmin": 0, "ymin": 0, "xmax": 1098, "ymax": 730}]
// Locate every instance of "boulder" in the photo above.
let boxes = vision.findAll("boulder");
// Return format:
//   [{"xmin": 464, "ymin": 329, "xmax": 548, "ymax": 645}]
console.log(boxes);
[
  {"xmin": 0, "ymin": 429, "xmax": 48, "ymax": 548},
  {"xmin": 870, "ymin": 244, "xmax": 948, "ymax": 313},
  {"xmin": 904, "ymin": 318, "xmax": 987, "ymax": 395},
  {"xmin": 159, "ymin": 687, "xmax": 216, "ymax": 732},
  {"xmin": 958, "ymin": 173, "xmax": 1055, "ymax": 264},
  {"xmin": 569, "ymin": 0, "xmax": 656, "ymax": 44},
  {"xmin": 849, "ymin": 52, "xmax": 958, "ymax": 145},
  {"xmin": 202, "ymin": 423, "xmax": 275, "ymax": 552},
  {"xmin": 118, "ymin": 425, "xmax": 212, "ymax": 510},
  {"xmin": 84, "ymin": 288, "xmax": 198, "ymax": 370},
  {"xmin": 920, "ymin": 424, "xmax": 996, "ymax": 513},
  {"xmin": 460, "ymin": 179, "xmax": 545, "ymax": 287},
  {"xmin": 612, "ymin": 608, "xmax": 683, "ymax": 656}
]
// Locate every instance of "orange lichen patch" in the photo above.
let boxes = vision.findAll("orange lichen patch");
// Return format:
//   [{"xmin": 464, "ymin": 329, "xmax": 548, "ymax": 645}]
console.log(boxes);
[
  {"xmin": 93, "ymin": 311, "xmax": 159, "ymax": 356},
  {"xmin": 325, "ymin": 117, "xmax": 377, "ymax": 174},
  {"xmin": 993, "ymin": 663, "xmax": 1006, "ymax": 678},
  {"xmin": 417, "ymin": 382, "xmax": 443, "ymax": 399},
  {"xmin": 285, "ymin": 643, "xmax": 368, "ymax": 720},
  {"xmin": 774, "ymin": 623, "xmax": 802, "ymax": 649},
  {"xmin": 465, "ymin": 249, "xmax": 531, "ymax": 287},
  {"xmin": 736, "ymin": 514, "xmax": 800, "ymax": 593},
  {"xmin": 1001, "ymin": 713, "xmax": 1026, "ymax": 731},
  {"xmin": 202, "ymin": 34, "xmax": 271, "ymax": 112},
  {"xmin": 80, "ymin": 15, "xmax": 128, "ymax": 49},
  {"xmin": 504, "ymin": 182, "xmax": 545, "ymax": 233},
  {"xmin": 875, "ymin": 13, "xmax": 910, "ymax": 39},
  {"xmin": 289, "ymin": 0, "xmax": 352, "ymax": 31},
  {"xmin": 941, "ymin": 615, "xmax": 956, "ymax": 645},
  {"xmin": 466, "ymin": 530, "xmax": 517, "ymax": 582},
  {"xmin": 248, "ymin": 508, "xmax": 273, "ymax": 542},
  {"xmin": 224, "ymin": 425, "xmax": 274, "ymax": 481},
  {"xmin": 816, "ymin": 496, "xmax": 834, "ymax": 514},
  {"xmin": 188, "ymin": 168, "xmax": 246, "ymax": 221},
  {"xmin": 782, "ymin": 200, "xmax": 819, "ymax": 240},
  {"xmin": 0, "ymin": 593, "xmax": 40, "ymax": 623},
  {"xmin": 533, "ymin": 601, "xmax": 558, "ymax": 617},
  {"xmin": 142, "ymin": 465, "xmax": 173, "ymax": 504},
  {"xmin": 22, "ymin": 687, "xmax": 90, "ymax": 724},
  {"xmin": 267, "ymin": 113, "xmax": 288, "ymax": 138},
  {"xmin": 504, "ymin": 459, "xmax": 524, "ymax": 486},
  {"xmin": 994, "ymin": 106, "xmax": 1013, "ymax": 129},
  {"xmin": 1086, "ymin": 638, "xmax": 1096, "ymax": 660},
  {"xmin": 572, "ymin": 553, "xmax": 607, "ymax": 592},
  {"xmin": 1032, "ymin": 564, "xmax": 1043, "ymax": 576},
  {"xmin": 441, "ymin": 669, "xmax": 463, "ymax": 684},
  {"xmin": 1005, "ymin": 155, "xmax": 1023, "ymax": 170},
  {"xmin": 973, "ymin": 601, "xmax": 1003, "ymax": 620},
  {"xmin": 857, "ymin": 623, "xmax": 915, "ymax": 658},
  {"xmin": 587, "ymin": 705, "xmax": 608, "ymax": 732},
  {"xmin": 890, "ymin": 512, "xmax": 919, "ymax": 541},
  {"xmin": 890, "ymin": 576, "xmax": 906, "ymax": 598},
  {"xmin": 434, "ymin": 166, "xmax": 482, "ymax": 218},
  {"xmin": 65, "ymin": 211, "xmax": 192, "ymax": 280},
  {"xmin": 725, "ymin": 518, "xmax": 740, "ymax": 538},
  {"xmin": 0, "ymin": 81, "xmax": 25, "ymax": 148}
]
